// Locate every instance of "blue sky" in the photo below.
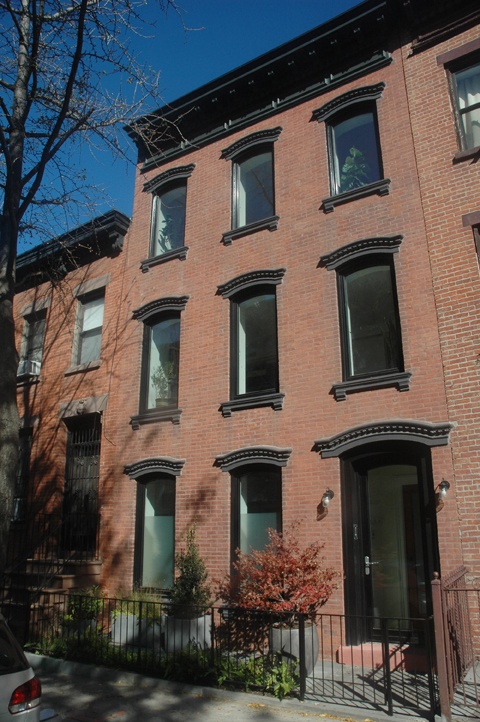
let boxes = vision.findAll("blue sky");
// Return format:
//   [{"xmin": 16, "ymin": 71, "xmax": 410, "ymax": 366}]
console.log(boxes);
[{"xmin": 78, "ymin": 0, "xmax": 360, "ymax": 226}]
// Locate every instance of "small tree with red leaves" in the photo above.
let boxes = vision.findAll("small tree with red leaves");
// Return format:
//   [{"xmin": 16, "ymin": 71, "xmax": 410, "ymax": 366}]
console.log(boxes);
[{"xmin": 217, "ymin": 523, "xmax": 339, "ymax": 624}]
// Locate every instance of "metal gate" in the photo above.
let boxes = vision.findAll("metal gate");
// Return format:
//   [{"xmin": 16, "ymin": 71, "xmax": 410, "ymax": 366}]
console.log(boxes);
[
  {"xmin": 63, "ymin": 414, "xmax": 101, "ymax": 556},
  {"xmin": 432, "ymin": 567, "xmax": 480, "ymax": 720}
]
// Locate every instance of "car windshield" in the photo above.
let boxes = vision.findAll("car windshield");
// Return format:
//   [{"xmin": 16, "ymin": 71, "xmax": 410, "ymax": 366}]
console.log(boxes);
[{"xmin": 0, "ymin": 620, "xmax": 29, "ymax": 675}]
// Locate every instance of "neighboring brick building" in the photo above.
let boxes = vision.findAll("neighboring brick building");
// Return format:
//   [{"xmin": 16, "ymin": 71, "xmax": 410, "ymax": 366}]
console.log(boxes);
[{"xmin": 12, "ymin": 0, "xmax": 480, "ymax": 646}]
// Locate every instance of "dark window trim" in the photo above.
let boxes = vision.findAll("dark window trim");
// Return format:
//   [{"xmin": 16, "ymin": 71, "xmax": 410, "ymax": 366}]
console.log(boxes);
[
  {"xmin": 322, "ymin": 178, "xmax": 391, "ymax": 213},
  {"xmin": 312, "ymin": 83, "xmax": 385, "ymax": 123},
  {"xmin": 313, "ymin": 420, "xmax": 453, "ymax": 458},
  {"xmin": 143, "ymin": 163, "xmax": 196, "ymax": 194},
  {"xmin": 462, "ymin": 210, "xmax": 480, "ymax": 257},
  {"xmin": 215, "ymin": 445, "xmax": 292, "ymax": 472},
  {"xmin": 131, "ymin": 408, "xmax": 182, "ymax": 430},
  {"xmin": 124, "ymin": 456, "xmax": 185, "ymax": 479},
  {"xmin": 133, "ymin": 296, "xmax": 189, "ymax": 322},
  {"xmin": 217, "ymin": 268, "xmax": 286, "ymax": 298},
  {"xmin": 222, "ymin": 215, "xmax": 279, "ymax": 245},
  {"xmin": 437, "ymin": 41, "xmax": 480, "ymax": 156},
  {"xmin": 321, "ymin": 240, "xmax": 407, "ymax": 399},
  {"xmin": 320, "ymin": 235, "xmax": 403, "ymax": 270},
  {"xmin": 314, "ymin": 84, "xmax": 388, "ymax": 211},
  {"xmin": 221, "ymin": 127, "xmax": 282, "ymax": 161},
  {"xmin": 220, "ymin": 391, "xmax": 285, "ymax": 417},
  {"xmin": 219, "ymin": 274, "xmax": 284, "ymax": 413},
  {"xmin": 331, "ymin": 371, "xmax": 412, "ymax": 401},
  {"xmin": 134, "ymin": 301, "xmax": 186, "ymax": 425},
  {"xmin": 222, "ymin": 128, "xmax": 281, "ymax": 239},
  {"xmin": 141, "ymin": 245, "xmax": 189, "ymax": 272}
]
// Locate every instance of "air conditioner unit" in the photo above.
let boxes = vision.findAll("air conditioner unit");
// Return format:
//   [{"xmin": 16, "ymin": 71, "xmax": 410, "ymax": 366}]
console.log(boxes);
[{"xmin": 17, "ymin": 359, "xmax": 41, "ymax": 377}]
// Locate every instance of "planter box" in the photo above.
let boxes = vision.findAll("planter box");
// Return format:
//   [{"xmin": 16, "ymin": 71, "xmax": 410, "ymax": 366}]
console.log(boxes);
[
  {"xmin": 164, "ymin": 613, "xmax": 212, "ymax": 653},
  {"xmin": 269, "ymin": 621, "xmax": 319, "ymax": 677},
  {"xmin": 111, "ymin": 613, "xmax": 162, "ymax": 648}
]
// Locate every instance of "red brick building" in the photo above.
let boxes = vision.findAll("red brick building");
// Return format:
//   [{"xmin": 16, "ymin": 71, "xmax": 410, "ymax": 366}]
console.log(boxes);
[{"xmin": 11, "ymin": 0, "xmax": 480, "ymax": 645}]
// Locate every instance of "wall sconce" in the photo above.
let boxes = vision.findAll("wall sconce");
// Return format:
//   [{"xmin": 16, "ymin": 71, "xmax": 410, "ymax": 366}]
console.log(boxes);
[
  {"xmin": 317, "ymin": 489, "xmax": 335, "ymax": 521},
  {"xmin": 435, "ymin": 478, "xmax": 450, "ymax": 512}
]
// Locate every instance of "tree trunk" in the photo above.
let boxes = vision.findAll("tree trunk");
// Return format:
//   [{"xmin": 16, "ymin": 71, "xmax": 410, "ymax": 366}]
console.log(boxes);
[{"xmin": 0, "ymin": 213, "xmax": 20, "ymax": 580}]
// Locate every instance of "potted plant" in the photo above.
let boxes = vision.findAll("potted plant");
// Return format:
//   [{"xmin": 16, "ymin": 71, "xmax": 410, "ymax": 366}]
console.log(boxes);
[
  {"xmin": 111, "ymin": 588, "xmax": 163, "ymax": 648},
  {"xmin": 63, "ymin": 585, "xmax": 104, "ymax": 637},
  {"xmin": 217, "ymin": 523, "xmax": 339, "ymax": 676},
  {"xmin": 165, "ymin": 524, "xmax": 212, "ymax": 653},
  {"xmin": 340, "ymin": 145, "xmax": 371, "ymax": 192}
]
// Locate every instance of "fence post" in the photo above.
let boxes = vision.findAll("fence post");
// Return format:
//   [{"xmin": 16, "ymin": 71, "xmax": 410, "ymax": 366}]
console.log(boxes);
[
  {"xmin": 298, "ymin": 613, "xmax": 306, "ymax": 701},
  {"xmin": 381, "ymin": 618, "xmax": 393, "ymax": 716},
  {"xmin": 432, "ymin": 573, "xmax": 452, "ymax": 722}
]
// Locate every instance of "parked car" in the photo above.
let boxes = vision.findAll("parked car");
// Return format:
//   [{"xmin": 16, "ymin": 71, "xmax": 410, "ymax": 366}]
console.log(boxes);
[{"xmin": 0, "ymin": 611, "xmax": 60, "ymax": 721}]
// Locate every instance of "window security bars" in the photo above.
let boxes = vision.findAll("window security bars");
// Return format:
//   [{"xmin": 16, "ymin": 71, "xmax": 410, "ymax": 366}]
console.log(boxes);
[{"xmin": 24, "ymin": 596, "xmax": 438, "ymax": 718}]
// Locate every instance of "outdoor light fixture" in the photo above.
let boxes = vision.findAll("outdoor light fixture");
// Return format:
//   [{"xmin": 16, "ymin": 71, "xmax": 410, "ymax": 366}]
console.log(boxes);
[
  {"xmin": 317, "ymin": 489, "xmax": 335, "ymax": 521},
  {"xmin": 435, "ymin": 478, "xmax": 451, "ymax": 512}
]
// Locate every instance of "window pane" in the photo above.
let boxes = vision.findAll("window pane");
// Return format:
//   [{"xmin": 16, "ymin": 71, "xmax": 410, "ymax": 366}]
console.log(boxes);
[
  {"xmin": 235, "ymin": 150, "xmax": 274, "ymax": 228},
  {"xmin": 237, "ymin": 293, "xmax": 278, "ymax": 395},
  {"xmin": 151, "ymin": 185, "xmax": 186, "ymax": 256},
  {"xmin": 343, "ymin": 264, "xmax": 402, "ymax": 377},
  {"xmin": 77, "ymin": 296, "xmax": 104, "ymax": 365},
  {"xmin": 455, "ymin": 64, "xmax": 480, "ymax": 149},
  {"xmin": 142, "ymin": 478, "xmax": 175, "ymax": 588},
  {"xmin": 331, "ymin": 111, "xmax": 381, "ymax": 194},
  {"xmin": 237, "ymin": 467, "xmax": 281, "ymax": 554},
  {"xmin": 78, "ymin": 328, "xmax": 102, "ymax": 364},
  {"xmin": 147, "ymin": 317, "xmax": 180, "ymax": 409},
  {"xmin": 25, "ymin": 316, "xmax": 45, "ymax": 362}
]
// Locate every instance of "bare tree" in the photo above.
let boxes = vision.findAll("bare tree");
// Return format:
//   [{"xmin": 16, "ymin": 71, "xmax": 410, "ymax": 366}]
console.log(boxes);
[{"xmin": 0, "ymin": 0, "xmax": 183, "ymax": 574}]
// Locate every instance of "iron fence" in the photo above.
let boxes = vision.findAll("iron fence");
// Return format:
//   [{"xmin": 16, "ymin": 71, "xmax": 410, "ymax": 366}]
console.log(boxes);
[{"xmin": 24, "ymin": 591, "xmax": 438, "ymax": 718}]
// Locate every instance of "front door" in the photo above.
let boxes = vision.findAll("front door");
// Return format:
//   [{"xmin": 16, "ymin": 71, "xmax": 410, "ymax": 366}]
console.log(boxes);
[{"xmin": 342, "ymin": 447, "xmax": 439, "ymax": 643}]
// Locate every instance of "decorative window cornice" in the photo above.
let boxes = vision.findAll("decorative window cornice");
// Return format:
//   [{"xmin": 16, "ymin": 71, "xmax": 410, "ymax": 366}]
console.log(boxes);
[
  {"xmin": 133, "ymin": 295, "xmax": 189, "ymax": 322},
  {"xmin": 312, "ymin": 83, "xmax": 385, "ymax": 123},
  {"xmin": 217, "ymin": 269, "xmax": 286, "ymax": 299},
  {"xmin": 124, "ymin": 456, "xmax": 185, "ymax": 479},
  {"xmin": 143, "ymin": 164, "xmax": 195, "ymax": 194},
  {"xmin": 221, "ymin": 127, "xmax": 282, "ymax": 161},
  {"xmin": 215, "ymin": 445, "xmax": 292, "ymax": 472},
  {"xmin": 313, "ymin": 420, "xmax": 453, "ymax": 458},
  {"xmin": 320, "ymin": 236, "xmax": 403, "ymax": 270}
]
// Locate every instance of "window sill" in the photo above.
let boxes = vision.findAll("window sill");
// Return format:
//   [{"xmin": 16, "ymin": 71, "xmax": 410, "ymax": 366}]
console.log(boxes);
[
  {"xmin": 453, "ymin": 145, "xmax": 480, "ymax": 164},
  {"xmin": 322, "ymin": 178, "xmax": 391, "ymax": 213},
  {"xmin": 131, "ymin": 408, "xmax": 182, "ymax": 429},
  {"xmin": 141, "ymin": 246, "xmax": 189, "ymax": 272},
  {"xmin": 331, "ymin": 371, "xmax": 411, "ymax": 401},
  {"xmin": 220, "ymin": 392, "xmax": 284, "ymax": 417},
  {"xmin": 16, "ymin": 374, "xmax": 40, "ymax": 386},
  {"xmin": 222, "ymin": 216, "xmax": 279, "ymax": 245},
  {"xmin": 64, "ymin": 360, "xmax": 101, "ymax": 376}
]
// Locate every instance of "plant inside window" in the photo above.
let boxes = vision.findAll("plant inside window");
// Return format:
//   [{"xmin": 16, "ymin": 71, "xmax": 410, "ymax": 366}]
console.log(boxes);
[
  {"xmin": 151, "ymin": 184, "xmax": 186, "ymax": 256},
  {"xmin": 454, "ymin": 63, "xmax": 480, "ymax": 150},
  {"xmin": 330, "ymin": 109, "xmax": 382, "ymax": 195},
  {"xmin": 145, "ymin": 316, "xmax": 180, "ymax": 410}
]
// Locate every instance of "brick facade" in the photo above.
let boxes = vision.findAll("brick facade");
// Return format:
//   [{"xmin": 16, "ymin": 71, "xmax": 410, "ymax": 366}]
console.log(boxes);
[{"xmin": 13, "ymin": 0, "xmax": 480, "ymax": 622}]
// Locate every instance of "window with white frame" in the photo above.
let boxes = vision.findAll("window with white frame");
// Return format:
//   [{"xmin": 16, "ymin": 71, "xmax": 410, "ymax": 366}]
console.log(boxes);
[
  {"xmin": 18, "ymin": 311, "xmax": 46, "ymax": 377},
  {"xmin": 75, "ymin": 292, "xmax": 104, "ymax": 365}
]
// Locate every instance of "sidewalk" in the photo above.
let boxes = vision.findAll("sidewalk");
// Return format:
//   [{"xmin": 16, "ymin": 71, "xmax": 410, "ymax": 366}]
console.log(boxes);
[{"xmin": 29, "ymin": 654, "xmax": 430, "ymax": 722}]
